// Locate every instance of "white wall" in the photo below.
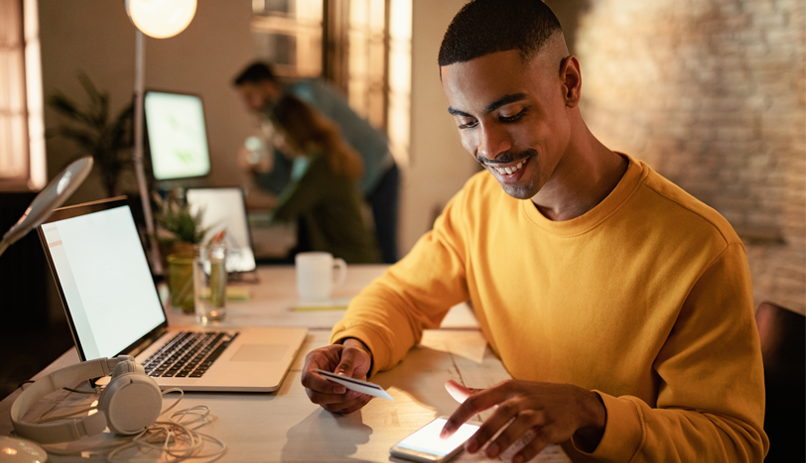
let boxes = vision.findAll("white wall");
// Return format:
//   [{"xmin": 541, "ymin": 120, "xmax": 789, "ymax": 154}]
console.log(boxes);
[{"xmin": 400, "ymin": 0, "xmax": 479, "ymax": 254}]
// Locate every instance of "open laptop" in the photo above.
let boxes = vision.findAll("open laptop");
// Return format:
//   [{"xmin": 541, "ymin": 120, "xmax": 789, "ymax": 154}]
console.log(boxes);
[
  {"xmin": 185, "ymin": 187, "xmax": 256, "ymax": 274},
  {"xmin": 37, "ymin": 197, "xmax": 307, "ymax": 392}
]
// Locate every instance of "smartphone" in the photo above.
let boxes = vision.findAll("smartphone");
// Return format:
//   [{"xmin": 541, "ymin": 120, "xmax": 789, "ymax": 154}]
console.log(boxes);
[{"xmin": 389, "ymin": 417, "xmax": 481, "ymax": 463}]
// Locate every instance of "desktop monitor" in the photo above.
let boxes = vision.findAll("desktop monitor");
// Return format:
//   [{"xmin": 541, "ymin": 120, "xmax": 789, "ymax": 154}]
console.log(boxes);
[{"xmin": 144, "ymin": 90, "xmax": 211, "ymax": 181}]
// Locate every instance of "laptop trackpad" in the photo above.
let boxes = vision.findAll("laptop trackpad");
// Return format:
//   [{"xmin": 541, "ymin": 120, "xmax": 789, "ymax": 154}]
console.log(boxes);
[{"xmin": 231, "ymin": 344, "xmax": 289, "ymax": 362}]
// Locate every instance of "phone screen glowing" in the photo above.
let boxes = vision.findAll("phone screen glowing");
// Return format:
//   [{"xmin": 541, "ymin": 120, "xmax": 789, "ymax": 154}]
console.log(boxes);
[{"xmin": 395, "ymin": 418, "xmax": 479, "ymax": 457}]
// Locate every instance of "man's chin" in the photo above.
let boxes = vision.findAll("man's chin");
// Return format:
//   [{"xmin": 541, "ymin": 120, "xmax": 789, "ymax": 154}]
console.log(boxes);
[{"xmin": 500, "ymin": 182, "xmax": 537, "ymax": 200}]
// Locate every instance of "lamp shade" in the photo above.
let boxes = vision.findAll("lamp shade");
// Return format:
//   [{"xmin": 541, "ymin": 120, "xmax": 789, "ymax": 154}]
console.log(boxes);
[
  {"xmin": 0, "ymin": 156, "xmax": 93, "ymax": 258},
  {"xmin": 125, "ymin": 0, "xmax": 197, "ymax": 39}
]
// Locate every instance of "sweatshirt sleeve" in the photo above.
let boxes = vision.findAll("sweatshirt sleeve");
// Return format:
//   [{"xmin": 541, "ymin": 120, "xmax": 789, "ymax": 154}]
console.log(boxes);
[
  {"xmin": 330, "ymin": 188, "xmax": 472, "ymax": 376},
  {"xmin": 577, "ymin": 242, "xmax": 768, "ymax": 462}
]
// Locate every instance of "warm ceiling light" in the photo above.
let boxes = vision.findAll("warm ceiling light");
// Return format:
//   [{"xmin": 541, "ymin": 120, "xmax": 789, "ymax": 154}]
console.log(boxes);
[{"xmin": 125, "ymin": 0, "xmax": 197, "ymax": 38}]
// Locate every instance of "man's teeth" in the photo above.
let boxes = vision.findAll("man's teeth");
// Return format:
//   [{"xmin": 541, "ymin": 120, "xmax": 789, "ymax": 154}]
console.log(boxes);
[{"xmin": 495, "ymin": 161, "xmax": 524, "ymax": 175}]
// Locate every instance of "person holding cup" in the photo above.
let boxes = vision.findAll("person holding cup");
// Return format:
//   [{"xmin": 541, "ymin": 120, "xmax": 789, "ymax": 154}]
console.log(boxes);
[
  {"xmin": 266, "ymin": 94, "xmax": 381, "ymax": 264},
  {"xmin": 233, "ymin": 63, "xmax": 400, "ymax": 264}
]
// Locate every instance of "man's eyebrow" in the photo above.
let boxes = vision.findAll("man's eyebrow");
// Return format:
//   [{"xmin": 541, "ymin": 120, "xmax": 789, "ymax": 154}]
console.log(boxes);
[
  {"xmin": 447, "ymin": 93, "xmax": 529, "ymax": 118},
  {"xmin": 448, "ymin": 107, "xmax": 472, "ymax": 117},
  {"xmin": 486, "ymin": 93, "xmax": 529, "ymax": 113}
]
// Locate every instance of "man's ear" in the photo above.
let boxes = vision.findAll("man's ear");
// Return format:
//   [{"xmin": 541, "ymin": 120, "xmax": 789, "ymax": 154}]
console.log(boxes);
[{"xmin": 560, "ymin": 55, "xmax": 582, "ymax": 108}]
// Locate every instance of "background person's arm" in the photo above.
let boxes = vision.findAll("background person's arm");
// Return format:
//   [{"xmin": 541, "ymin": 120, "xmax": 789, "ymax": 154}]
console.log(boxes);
[
  {"xmin": 269, "ymin": 156, "xmax": 322, "ymax": 223},
  {"xmin": 251, "ymin": 149, "xmax": 293, "ymax": 196}
]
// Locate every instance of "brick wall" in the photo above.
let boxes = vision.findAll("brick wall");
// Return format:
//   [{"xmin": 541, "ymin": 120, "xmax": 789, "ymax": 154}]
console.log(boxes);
[{"xmin": 568, "ymin": 0, "xmax": 805, "ymax": 313}]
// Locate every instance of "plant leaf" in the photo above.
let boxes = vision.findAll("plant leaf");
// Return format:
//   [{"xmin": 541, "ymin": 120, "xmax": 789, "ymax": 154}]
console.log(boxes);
[
  {"xmin": 47, "ymin": 93, "xmax": 94, "ymax": 125},
  {"xmin": 55, "ymin": 127, "xmax": 98, "ymax": 153},
  {"xmin": 48, "ymin": 71, "xmax": 135, "ymax": 190}
]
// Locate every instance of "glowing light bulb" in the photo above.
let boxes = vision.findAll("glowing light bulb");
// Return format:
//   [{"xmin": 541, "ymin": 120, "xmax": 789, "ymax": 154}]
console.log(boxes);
[{"xmin": 125, "ymin": 0, "xmax": 197, "ymax": 38}]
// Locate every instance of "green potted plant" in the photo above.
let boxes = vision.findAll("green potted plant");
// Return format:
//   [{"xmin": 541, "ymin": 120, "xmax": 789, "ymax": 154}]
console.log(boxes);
[
  {"xmin": 154, "ymin": 193, "xmax": 208, "ymax": 312},
  {"xmin": 154, "ymin": 193, "xmax": 207, "ymax": 252},
  {"xmin": 47, "ymin": 72, "xmax": 133, "ymax": 198}
]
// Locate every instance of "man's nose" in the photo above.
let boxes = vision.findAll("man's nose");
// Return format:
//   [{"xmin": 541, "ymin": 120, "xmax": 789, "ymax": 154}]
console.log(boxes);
[{"xmin": 476, "ymin": 124, "xmax": 512, "ymax": 161}]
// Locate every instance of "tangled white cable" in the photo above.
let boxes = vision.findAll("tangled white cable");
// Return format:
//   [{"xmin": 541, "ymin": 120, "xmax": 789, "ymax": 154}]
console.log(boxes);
[{"xmin": 44, "ymin": 388, "xmax": 228, "ymax": 462}]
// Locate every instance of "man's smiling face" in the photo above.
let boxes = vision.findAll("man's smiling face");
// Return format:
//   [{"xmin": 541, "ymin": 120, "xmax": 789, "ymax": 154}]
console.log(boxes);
[{"xmin": 441, "ymin": 47, "xmax": 574, "ymax": 201}]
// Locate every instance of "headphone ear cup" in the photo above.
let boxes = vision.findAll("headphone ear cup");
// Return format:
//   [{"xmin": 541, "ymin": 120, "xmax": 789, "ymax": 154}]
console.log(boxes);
[{"xmin": 98, "ymin": 363, "xmax": 162, "ymax": 435}]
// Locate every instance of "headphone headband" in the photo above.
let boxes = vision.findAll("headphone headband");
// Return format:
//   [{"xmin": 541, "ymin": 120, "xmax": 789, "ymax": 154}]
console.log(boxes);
[{"xmin": 10, "ymin": 356, "xmax": 135, "ymax": 444}]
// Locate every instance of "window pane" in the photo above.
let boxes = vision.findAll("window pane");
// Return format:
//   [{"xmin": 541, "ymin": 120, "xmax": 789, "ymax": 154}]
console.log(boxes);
[
  {"xmin": 0, "ymin": 0, "xmax": 21, "ymax": 46},
  {"xmin": 0, "ymin": 50, "xmax": 10, "ymax": 109},
  {"xmin": 0, "ymin": 0, "xmax": 44, "ymax": 190},
  {"xmin": 23, "ymin": 0, "xmax": 45, "ymax": 189},
  {"xmin": 255, "ymin": 0, "xmax": 294, "ymax": 16},
  {"xmin": 0, "ymin": 114, "xmax": 26, "ymax": 180},
  {"xmin": 7, "ymin": 51, "xmax": 23, "ymax": 112},
  {"xmin": 347, "ymin": 0, "xmax": 385, "ymax": 128},
  {"xmin": 388, "ymin": 0, "xmax": 411, "ymax": 166},
  {"xmin": 251, "ymin": 0, "xmax": 323, "ymax": 77}
]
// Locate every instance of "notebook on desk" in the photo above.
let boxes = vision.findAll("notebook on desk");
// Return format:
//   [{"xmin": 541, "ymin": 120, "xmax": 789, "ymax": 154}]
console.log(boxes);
[{"xmin": 37, "ymin": 197, "xmax": 307, "ymax": 392}]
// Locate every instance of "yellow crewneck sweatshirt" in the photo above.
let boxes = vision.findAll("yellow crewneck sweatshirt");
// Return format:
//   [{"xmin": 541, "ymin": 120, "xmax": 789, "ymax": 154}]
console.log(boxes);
[{"xmin": 332, "ymin": 155, "xmax": 768, "ymax": 462}]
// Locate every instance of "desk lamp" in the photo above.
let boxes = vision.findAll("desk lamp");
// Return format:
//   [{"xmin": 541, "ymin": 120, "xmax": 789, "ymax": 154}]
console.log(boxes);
[
  {"xmin": 0, "ymin": 156, "xmax": 93, "ymax": 258},
  {"xmin": 124, "ymin": 0, "xmax": 198, "ymax": 275},
  {"xmin": 125, "ymin": 0, "xmax": 197, "ymax": 39},
  {"xmin": 0, "ymin": 156, "xmax": 92, "ymax": 463}
]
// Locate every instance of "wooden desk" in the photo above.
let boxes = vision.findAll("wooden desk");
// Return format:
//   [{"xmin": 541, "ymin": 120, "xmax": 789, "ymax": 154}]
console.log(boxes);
[
  {"xmin": 0, "ymin": 265, "xmax": 569, "ymax": 462},
  {"xmin": 168, "ymin": 265, "xmax": 480, "ymax": 330}
]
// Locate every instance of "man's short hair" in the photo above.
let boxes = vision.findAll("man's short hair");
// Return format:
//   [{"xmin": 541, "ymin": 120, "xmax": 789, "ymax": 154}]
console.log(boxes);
[
  {"xmin": 438, "ymin": 0, "xmax": 563, "ymax": 67},
  {"xmin": 233, "ymin": 62, "xmax": 277, "ymax": 87}
]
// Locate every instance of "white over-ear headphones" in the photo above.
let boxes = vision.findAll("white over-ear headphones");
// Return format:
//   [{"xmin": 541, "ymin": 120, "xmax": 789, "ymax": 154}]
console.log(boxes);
[{"xmin": 10, "ymin": 356, "xmax": 162, "ymax": 444}]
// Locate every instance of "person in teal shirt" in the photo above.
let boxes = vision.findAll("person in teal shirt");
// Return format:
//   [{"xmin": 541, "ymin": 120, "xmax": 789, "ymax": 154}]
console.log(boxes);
[{"xmin": 233, "ymin": 63, "xmax": 399, "ymax": 263}]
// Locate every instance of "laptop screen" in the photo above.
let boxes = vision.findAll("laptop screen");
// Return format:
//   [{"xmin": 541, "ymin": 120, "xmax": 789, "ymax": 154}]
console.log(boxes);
[
  {"xmin": 40, "ymin": 202, "xmax": 166, "ymax": 360},
  {"xmin": 186, "ymin": 187, "xmax": 256, "ymax": 273}
]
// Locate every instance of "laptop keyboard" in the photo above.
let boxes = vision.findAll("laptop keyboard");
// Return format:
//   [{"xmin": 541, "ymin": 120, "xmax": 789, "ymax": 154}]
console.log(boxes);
[{"xmin": 143, "ymin": 331, "xmax": 239, "ymax": 378}]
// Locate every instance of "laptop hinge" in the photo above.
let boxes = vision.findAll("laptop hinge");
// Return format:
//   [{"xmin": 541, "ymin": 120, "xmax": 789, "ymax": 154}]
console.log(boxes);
[{"xmin": 127, "ymin": 326, "xmax": 169, "ymax": 359}]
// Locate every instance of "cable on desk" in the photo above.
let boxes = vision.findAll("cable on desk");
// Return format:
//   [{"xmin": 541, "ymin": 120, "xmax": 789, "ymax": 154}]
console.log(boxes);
[
  {"xmin": 17, "ymin": 379, "xmax": 103, "ymax": 395},
  {"xmin": 41, "ymin": 388, "xmax": 228, "ymax": 462}
]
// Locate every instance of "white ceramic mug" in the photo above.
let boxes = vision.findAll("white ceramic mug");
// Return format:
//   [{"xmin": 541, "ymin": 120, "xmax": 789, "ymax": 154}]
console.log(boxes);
[{"xmin": 295, "ymin": 252, "xmax": 347, "ymax": 301}]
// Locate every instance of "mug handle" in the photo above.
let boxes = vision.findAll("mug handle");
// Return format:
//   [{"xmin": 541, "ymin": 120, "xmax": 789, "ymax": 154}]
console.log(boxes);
[{"xmin": 332, "ymin": 258, "xmax": 347, "ymax": 287}]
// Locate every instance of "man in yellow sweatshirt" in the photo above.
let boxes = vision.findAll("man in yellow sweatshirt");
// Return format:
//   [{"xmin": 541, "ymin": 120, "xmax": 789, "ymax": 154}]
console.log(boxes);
[{"xmin": 301, "ymin": 1, "xmax": 768, "ymax": 461}]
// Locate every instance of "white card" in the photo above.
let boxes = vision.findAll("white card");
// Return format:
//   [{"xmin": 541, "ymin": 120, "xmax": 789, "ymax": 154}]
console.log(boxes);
[{"xmin": 316, "ymin": 369, "xmax": 394, "ymax": 401}]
